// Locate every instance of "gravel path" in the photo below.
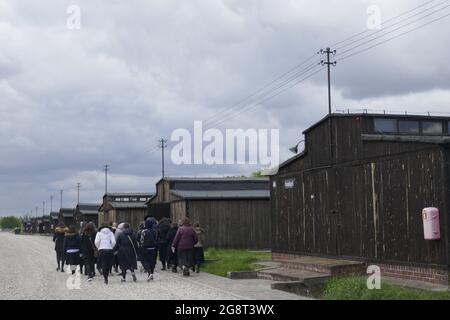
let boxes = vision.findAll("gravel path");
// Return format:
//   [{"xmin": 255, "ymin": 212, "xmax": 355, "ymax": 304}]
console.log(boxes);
[{"xmin": 0, "ymin": 232, "xmax": 304, "ymax": 300}]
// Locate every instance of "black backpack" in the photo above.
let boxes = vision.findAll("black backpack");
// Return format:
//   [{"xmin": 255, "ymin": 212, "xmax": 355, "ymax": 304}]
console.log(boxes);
[{"xmin": 141, "ymin": 229, "xmax": 157, "ymax": 248}]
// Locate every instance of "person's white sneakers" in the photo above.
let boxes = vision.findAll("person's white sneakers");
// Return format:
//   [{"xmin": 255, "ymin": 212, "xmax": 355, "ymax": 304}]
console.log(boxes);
[{"xmin": 87, "ymin": 278, "xmax": 93, "ymax": 282}]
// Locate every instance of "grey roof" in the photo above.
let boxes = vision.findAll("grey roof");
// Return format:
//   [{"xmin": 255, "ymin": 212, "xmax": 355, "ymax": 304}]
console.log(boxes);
[
  {"xmin": 76, "ymin": 203, "xmax": 101, "ymax": 215},
  {"xmin": 109, "ymin": 202, "xmax": 148, "ymax": 209},
  {"xmin": 60, "ymin": 208, "xmax": 75, "ymax": 218},
  {"xmin": 162, "ymin": 177, "xmax": 269, "ymax": 183},
  {"xmin": 303, "ymin": 112, "xmax": 450, "ymax": 134},
  {"xmin": 105, "ymin": 192, "xmax": 154, "ymax": 197},
  {"xmin": 171, "ymin": 190, "xmax": 270, "ymax": 200},
  {"xmin": 166, "ymin": 177, "xmax": 270, "ymax": 192},
  {"xmin": 50, "ymin": 211, "xmax": 59, "ymax": 219}
]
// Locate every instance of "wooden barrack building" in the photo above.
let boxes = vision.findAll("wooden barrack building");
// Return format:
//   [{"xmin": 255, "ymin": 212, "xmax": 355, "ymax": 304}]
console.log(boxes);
[
  {"xmin": 148, "ymin": 177, "xmax": 271, "ymax": 249},
  {"xmin": 98, "ymin": 193, "xmax": 154, "ymax": 231},
  {"xmin": 271, "ymin": 113, "xmax": 450, "ymax": 284}
]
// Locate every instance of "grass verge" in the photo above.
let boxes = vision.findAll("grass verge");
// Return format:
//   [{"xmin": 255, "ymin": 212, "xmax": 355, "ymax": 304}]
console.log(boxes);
[
  {"xmin": 202, "ymin": 248, "xmax": 271, "ymax": 277},
  {"xmin": 324, "ymin": 276, "xmax": 450, "ymax": 300}
]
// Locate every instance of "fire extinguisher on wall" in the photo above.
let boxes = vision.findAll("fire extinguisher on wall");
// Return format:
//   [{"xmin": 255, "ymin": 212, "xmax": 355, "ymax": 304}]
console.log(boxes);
[{"xmin": 422, "ymin": 207, "xmax": 441, "ymax": 240}]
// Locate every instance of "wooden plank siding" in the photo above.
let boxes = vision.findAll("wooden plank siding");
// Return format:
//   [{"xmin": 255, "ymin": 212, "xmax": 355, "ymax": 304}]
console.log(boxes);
[
  {"xmin": 272, "ymin": 114, "xmax": 450, "ymax": 268},
  {"xmin": 185, "ymin": 199, "xmax": 271, "ymax": 249}
]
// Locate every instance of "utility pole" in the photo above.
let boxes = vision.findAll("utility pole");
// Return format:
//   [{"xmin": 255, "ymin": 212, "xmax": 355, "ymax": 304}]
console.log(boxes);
[
  {"xmin": 104, "ymin": 164, "xmax": 109, "ymax": 194},
  {"xmin": 158, "ymin": 138, "xmax": 167, "ymax": 178},
  {"xmin": 320, "ymin": 48, "xmax": 337, "ymax": 165},
  {"xmin": 50, "ymin": 195, "xmax": 53, "ymax": 212},
  {"xmin": 60, "ymin": 190, "xmax": 63, "ymax": 209},
  {"xmin": 77, "ymin": 182, "xmax": 81, "ymax": 205},
  {"xmin": 319, "ymin": 48, "xmax": 337, "ymax": 115},
  {"xmin": 43, "ymin": 201, "xmax": 45, "ymax": 215},
  {"xmin": 35, "ymin": 206, "xmax": 38, "ymax": 217}
]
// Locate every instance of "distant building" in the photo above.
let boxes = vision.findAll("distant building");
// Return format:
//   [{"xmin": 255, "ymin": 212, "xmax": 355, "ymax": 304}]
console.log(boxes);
[
  {"xmin": 75, "ymin": 203, "xmax": 101, "ymax": 227},
  {"xmin": 271, "ymin": 113, "xmax": 450, "ymax": 284},
  {"xmin": 59, "ymin": 208, "xmax": 75, "ymax": 227},
  {"xmin": 42, "ymin": 215, "xmax": 51, "ymax": 233},
  {"xmin": 98, "ymin": 193, "xmax": 154, "ymax": 231},
  {"xmin": 148, "ymin": 177, "xmax": 271, "ymax": 249},
  {"xmin": 50, "ymin": 211, "xmax": 59, "ymax": 230}
]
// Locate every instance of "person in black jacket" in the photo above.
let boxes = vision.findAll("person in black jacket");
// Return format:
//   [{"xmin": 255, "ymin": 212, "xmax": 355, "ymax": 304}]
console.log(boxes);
[
  {"xmin": 157, "ymin": 217, "xmax": 171, "ymax": 270},
  {"xmin": 140, "ymin": 218, "xmax": 158, "ymax": 281},
  {"xmin": 63, "ymin": 225, "xmax": 81, "ymax": 275},
  {"xmin": 166, "ymin": 222, "xmax": 179, "ymax": 273},
  {"xmin": 53, "ymin": 222, "xmax": 67, "ymax": 272},
  {"xmin": 115, "ymin": 223, "xmax": 138, "ymax": 282},
  {"xmin": 80, "ymin": 222, "xmax": 97, "ymax": 281},
  {"xmin": 136, "ymin": 222, "xmax": 145, "ymax": 272}
]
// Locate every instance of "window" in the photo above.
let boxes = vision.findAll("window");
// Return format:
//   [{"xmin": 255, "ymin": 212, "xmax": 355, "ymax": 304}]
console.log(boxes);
[
  {"xmin": 123, "ymin": 197, "xmax": 130, "ymax": 202},
  {"xmin": 374, "ymin": 118, "xmax": 397, "ymax": 133},
  {"xmin": 398, "ymin": 120, "xmax": 419, "ymax": 134},
  {"xmin": 140, "ymin": 197, "xmax": 148, "ymax": 202},
  {"xmin": 422, "ymin": 121, "xmax": 443, "ymax": 135},
  {"xmin": 131, "ymin": 197, "xmax": 138, "ymax": 201}
]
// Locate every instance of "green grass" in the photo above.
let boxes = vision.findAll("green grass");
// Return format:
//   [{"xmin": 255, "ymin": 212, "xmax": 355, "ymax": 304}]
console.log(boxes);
[
  {"xmin": 323, "ymin": 276, "xmax": 450, "ymax": 300},
  {"xmin": 202, "ymin": 248, "xmax": 271, "ymax": 277}
]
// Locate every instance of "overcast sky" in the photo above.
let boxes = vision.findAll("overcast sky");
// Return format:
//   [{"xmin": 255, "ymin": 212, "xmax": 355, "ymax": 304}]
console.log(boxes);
[{"xmin": 1, "ymin": 0, "xmax": 449, "ymax": 216}]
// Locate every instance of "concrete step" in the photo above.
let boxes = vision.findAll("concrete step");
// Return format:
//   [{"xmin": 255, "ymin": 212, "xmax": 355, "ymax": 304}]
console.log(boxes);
[
  {"xmin": 257, "ymin": 267, "xmax": 330, "ymax": 282},
  {"xmin": 273, "ymin": 255, "xmax": 366, "ymax": 276},
  {"xmin": 257, "ymin": 267, "xmax": 331, "ymax": 298}
]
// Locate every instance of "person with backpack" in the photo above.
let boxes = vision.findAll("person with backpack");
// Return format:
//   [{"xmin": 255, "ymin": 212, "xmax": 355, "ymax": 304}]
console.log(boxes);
[
  {"xmin": 140, "ymin": 218, "xmax": 158, "ymax": 281},
  {"xmin": 193, "ymin": 222, "xmax": 206, "ymax": 274},
  {"xmin": 166, "ymin": 222, "xmax": 179, "ymax": 273},
  {"xmin": 171, "ymin": 217, "xmax": 198, "ymax": 276},
  {"xmin": 95, "ymin": 223, "xmax": 116, "ymax": 284},
  {"xmin": 136, "ymin": 222, "xmax": 145, "ymax": 272},
  {"xmin": 157, "ymin": 217, "xmax": 171, "ymax": 271},
  {"xmin": 80, "ymin": 222, "xmax": 97, "ymax": 281},
  {"xmin": 115, "ymin": 223, "xmax": 138, "ymax": 282},
  {"xmin": 63, "ymin": 225, "xmax": 81, "ymax": 275},
  {"xmin": 53, "ymin": 222, "xmax": 67, "ymax": 272}
]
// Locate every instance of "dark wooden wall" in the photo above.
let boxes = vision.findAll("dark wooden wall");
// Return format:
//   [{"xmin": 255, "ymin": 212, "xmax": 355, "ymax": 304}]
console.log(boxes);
[
  {"xmin": 272, "ymin": 146, "xmax": 449, "ymax": 267},
  {"xmin": 186, "ymin": 199, "xmax": 271, "ymax": 250},
  {"xmin": 116, "ymin": 208, "xmax": 147, "ymax": 231},
  {"xmin": 148, "ymin": 203, "xmax": 171, "ymax": 220}
]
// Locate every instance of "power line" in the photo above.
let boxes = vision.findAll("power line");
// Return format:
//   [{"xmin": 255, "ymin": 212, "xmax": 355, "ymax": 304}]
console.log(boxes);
[
  {"xmin": 202, "ymin": 53, "xmax": 319, "ymax": 126},
  {"xmin": 204, "ymin": 62, "xmax": 322, "ymax": 130},
  {"xmin": 330, "ymin": 0, "xmax": 439, "ymax": 47},
  {"xmin": 335, "ymin": 0, "xmax": 449, "ymax": 52},
  {"xmin": 204, "ymin": 60, "xmax": 321, "ymax": 128},
  {"xmin": 209, "ymin": 66, "xmax": 326, "ymax": 129},
  {"xmin": 205, "ymin": 5, "xmax": 450, "ymax": 127},
  {"xmin": 337, "ymin": 3, "xmax": 450, "ymax": 57},
  {"xmin": 339, "ymin": 11, "xmax": 450, "ymax": 62},
  {"xmin": 146, "ymin": 0, "xmax": 450, "ymax": 148}
]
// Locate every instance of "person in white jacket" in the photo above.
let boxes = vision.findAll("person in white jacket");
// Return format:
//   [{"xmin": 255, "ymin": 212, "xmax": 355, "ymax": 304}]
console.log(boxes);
[{"xmin": 95, "ymin": 224, "xmax": 116, "ymax": 284}]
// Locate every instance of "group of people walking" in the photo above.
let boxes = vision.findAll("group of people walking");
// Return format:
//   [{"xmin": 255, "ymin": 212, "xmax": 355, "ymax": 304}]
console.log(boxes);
[{"xmin": 53, "ymin": 216, "xmax": 205, "ymax": 284}]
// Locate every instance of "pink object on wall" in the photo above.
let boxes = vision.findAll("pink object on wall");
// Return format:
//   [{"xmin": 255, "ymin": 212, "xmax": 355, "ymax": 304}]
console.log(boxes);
[{"xmin": 422, "ymin": 207, "xmax": 440, "ymax": 240}]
